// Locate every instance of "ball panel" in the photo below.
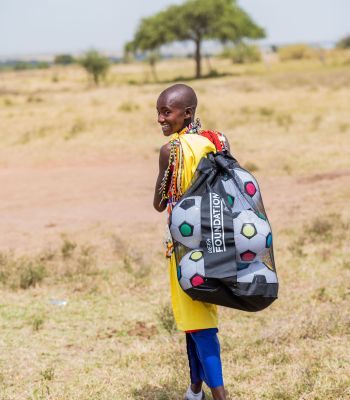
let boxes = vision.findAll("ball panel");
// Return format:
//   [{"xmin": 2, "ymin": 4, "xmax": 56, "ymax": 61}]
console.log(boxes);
[
  {"xmin": 266, "ymin": 233, "xmax": 272, "ymax": 248},
  {"xmin": 179, "ymin": 222, "xmax": 193, "ymax": 237},
  {"xmin": 191, "ymin": 275, "xmax": 205, "ymax": 287},
  {"xmin": 245, "ymin": 182, "xmax": 257, "ymax": 197},
  {"xmin": 190, "ymin": 251, "xmax": 203, "ymax": 261},
  {"xmin": 241, "ymin": 223, "xmax": 256, "ymax": 238},
  {"xmin": 177, "ymin": 266, "xmax": 181, "ymax": 280},
  {"xmin": 240, "ymin": 250, "xmax": 256, "ymax": 262},
  {"xmin": 180, "ymin": 198, "xmax": 195, "ymax": 210}
]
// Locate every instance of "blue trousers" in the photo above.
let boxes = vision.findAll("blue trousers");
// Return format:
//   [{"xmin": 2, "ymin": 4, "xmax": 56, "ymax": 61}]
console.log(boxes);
[{"xmin": 186, "ymin": 328, "xmax": 224, "ymax": 389}]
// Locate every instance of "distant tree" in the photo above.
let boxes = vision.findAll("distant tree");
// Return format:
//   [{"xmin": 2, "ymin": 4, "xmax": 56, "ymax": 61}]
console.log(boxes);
[
  {"xmin": 12, "ymin": 61, "xmax": 50, "ymax": 70},
  {"xmin": 54, "ymin": 54, "xmax": 75, "ymax": 65},
  {"xmin": 221, "ymin": 43, "xmax": 261, "ymax": 64},
  {"xmin": 336, "ymin": 34, "xmax": 350, "ymax": 49},
  {"xmin": 79, "ymin": 50, "xmax": 110, "ymax": 85},
  {"xmin": 127, "ymin": 0, "xmax": 265, "ymax": 78}
]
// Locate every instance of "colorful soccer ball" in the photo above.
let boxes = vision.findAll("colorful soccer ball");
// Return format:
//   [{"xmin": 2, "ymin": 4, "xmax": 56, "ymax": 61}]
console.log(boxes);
[
  {"xmin": 233, "ymin": 168, "xmax": 261, "ymax": 205},
  {"xmin": 178, "ymin": 249, "xmax": 206, "ymax": 290},
  {"xmin": 237, "ymin": 261, "xmax": 277, "ymax": 284},
  {"xmin": 170, "ymin": 196, "xmax": 202, "ymax": 249},
  {"xmin": 233, "ymin": 209, "xmax": 272, "ymax": 263},
  {"xmin": 221, "ymin": 176, "xmax": 251, "ymax": 213}
]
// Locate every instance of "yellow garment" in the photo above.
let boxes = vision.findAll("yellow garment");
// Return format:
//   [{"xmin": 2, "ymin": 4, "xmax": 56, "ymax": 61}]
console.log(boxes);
[{"xmin": 169, "ymin": 129, "xmax": 218, "ymax": 331}]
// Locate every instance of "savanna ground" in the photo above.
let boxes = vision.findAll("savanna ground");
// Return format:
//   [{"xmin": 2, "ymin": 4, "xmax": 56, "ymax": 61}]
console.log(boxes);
[{"xmin": 0, "ymin": 55, "xmax": 349, "ymax": 400}]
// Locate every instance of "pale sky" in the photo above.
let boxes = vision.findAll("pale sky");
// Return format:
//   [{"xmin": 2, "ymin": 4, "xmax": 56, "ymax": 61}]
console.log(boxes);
[{"xmin": 0, "ymin": 0, "xmax": 349, "ymax": 56}]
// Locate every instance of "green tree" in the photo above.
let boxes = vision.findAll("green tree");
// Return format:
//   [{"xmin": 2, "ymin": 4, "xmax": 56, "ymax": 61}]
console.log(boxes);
[
  {"xmin": 79, "ymin": 50, "xmax": 110, "ymax": 85},
  {"xmin": 127, "ymin": 0, "xmax": 265, "ymax": 79},
  {"xmin": 336, "ymin": 34, "xmax": 350, "ymax": 49},
  {"xmin": 54, "ymin": 54, "xmax": 75, "ymax": 65}
]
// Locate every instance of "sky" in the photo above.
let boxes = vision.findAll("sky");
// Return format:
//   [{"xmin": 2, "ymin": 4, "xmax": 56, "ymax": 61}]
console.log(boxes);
[{"xmin": 0, "ymin": 0, "xmax": 349, "ymax": 57}]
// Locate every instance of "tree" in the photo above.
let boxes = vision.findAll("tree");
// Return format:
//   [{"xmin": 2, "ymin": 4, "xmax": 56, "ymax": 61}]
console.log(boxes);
[
  {"xmin": 79, "ymin": 50, "xmax": 110, "ymax": 85},
  {"xmin": 127, "ymin": 0, "xmax": 265, "ymax": 79},
  {"xmin": 54, "ymin": 54, "xmax": 75, "ymax": 65},
  {"xmin": 336, "ymin": 34, "xmax": 350, "ymax": 49}
]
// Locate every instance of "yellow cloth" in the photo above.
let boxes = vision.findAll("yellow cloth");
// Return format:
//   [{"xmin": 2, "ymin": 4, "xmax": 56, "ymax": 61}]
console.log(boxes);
[{"xmin": 169, "ymin": 129, "xmax": 218, "ymax": 331}]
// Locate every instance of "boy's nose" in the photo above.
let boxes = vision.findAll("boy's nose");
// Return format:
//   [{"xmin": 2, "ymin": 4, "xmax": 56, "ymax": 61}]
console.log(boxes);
[{"xmin": 158, "ymin": 114, "xmax": 165, "ymax": 123}]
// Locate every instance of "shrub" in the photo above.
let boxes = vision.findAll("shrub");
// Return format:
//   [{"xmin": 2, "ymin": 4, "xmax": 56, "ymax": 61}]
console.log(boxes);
[
  {"xmin": 54, "ymin": 54, "xmax": 75, "ymax": 65},
  {"xmin": 79, "ymin": 50, "xmax": 110, "ymax": 85},
  {"xmin": 278, "ymin": 44, "xmax": 317, "ymax": 61},
  {"xmin": 222, "ymin": 43, "xmax": 261, "ymax": 64},
  {"xmin": 19, "ymin": 262, "xmax": 46, "ymax": 289},
  {"xmin": 157, "ymin": 303, "xmax": 176, "ymax": 333},
  {"xmin": 61, "ymin": 238, "xmax": 77, "ymax": 259},
  {"xmin": 336, "ymin": 34, "xmax": 350, "ymax": 49}
]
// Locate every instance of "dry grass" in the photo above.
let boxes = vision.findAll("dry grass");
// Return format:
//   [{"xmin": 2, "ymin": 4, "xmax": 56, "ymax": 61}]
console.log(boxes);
[{"xmin": 0, "ymin": 56, "xmax": 349, "ymax": 399}]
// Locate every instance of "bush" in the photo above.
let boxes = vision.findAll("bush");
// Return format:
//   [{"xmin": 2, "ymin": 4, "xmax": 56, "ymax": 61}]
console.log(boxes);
[
  {"xmin": 221, "ymin": 43, "xmax": 261, "ymax": 64},
  {"xmin": 278, "ymin": 44, "xmax": 316, "ymax": 61},
  {"xmin": 157, "ymin": 303, "xmax": 176, "ymax": 333},
  {"xmin": 336, "ymin": 34, "xmax": 350, "ymax": 49},
  {"xmin": 79, "ymin": 50, "xmax": 110, "ymax": 85},
  {"xmin": 19, "ymin": 263, "xmax": 46, "ymax": 289},
  {"xmin": 12, "ymin": 61, "xmax": 49, "ymax": 70},
  {"xmin": 54, "ymin": 54, "xmax": 75, "ymax": 65}
]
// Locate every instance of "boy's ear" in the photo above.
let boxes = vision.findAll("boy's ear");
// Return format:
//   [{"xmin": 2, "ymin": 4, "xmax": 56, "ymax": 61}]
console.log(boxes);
[{"xmin": 184, "ymin": 107, "xmax": 193, "ymax": 119}]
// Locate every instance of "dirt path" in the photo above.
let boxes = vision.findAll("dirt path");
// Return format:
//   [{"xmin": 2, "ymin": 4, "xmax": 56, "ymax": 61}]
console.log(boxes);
[{"xmin": 1, "ymin": 156, "xmax": 349, "ymax": 252}]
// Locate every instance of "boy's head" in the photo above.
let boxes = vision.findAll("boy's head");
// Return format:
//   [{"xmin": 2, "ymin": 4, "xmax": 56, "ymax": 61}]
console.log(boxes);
[{"xmin": 156, "ymin": 84, "xmax": 197, "ymax": 136}]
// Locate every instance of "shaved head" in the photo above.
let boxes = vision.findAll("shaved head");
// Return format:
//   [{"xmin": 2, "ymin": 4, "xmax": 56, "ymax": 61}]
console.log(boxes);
[
  {"xmin": 157, "ymin": 84, "xmax": 197, "ymax": 112},
  {"xmin": 156, "ymin": 84, "xmax": 198, "ymax": 135}
]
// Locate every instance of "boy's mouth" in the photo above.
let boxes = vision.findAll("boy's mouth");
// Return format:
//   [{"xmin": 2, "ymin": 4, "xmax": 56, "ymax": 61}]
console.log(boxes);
[{"xmin": 161, "ymin": 124, "xmax": 171, "ymax": 132}]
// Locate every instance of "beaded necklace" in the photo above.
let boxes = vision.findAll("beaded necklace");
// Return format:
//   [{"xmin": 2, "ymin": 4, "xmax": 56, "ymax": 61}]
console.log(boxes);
[{"xmin": 159, "ymin": 119, "xmax": 202, "ymax": 208}]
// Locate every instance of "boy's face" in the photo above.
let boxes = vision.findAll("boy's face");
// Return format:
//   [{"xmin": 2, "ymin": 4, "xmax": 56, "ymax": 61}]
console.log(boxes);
[{"xmin": 156, "ymin": 94, "xmax": 192, "ymax": 136}]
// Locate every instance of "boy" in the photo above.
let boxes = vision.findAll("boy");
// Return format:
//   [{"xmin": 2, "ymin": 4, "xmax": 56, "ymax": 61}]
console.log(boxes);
[{"xmin": 153, "ymin": 84, "xmax": 229, "ymax": 400}]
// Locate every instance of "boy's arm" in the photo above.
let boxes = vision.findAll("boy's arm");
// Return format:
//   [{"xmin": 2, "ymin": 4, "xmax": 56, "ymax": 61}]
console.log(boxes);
[{"xmin": 153, "ymin": 143, "xmax": 171, "ymax": 212}]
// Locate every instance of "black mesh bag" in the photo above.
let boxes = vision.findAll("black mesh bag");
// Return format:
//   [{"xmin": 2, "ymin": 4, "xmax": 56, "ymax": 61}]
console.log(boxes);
[{"xmin": 169, "ymin": 152, "xmax": 278, "ymax": 312}]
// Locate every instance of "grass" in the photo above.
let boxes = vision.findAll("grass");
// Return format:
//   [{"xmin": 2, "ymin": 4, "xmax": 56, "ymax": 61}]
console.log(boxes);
[{"xmin": 0, "ymin": 57, "xmax": 349, "ymax": 399}]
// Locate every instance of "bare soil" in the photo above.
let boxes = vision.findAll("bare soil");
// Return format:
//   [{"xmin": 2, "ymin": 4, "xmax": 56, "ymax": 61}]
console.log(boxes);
[{"xmin": 1, "ymin": 153, "xmax": 349, "ymax": 252}]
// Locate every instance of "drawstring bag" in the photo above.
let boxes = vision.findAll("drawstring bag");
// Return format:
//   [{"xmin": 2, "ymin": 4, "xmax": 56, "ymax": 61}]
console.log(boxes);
[{"xmin": 169, "ymin": 152, "xmax": 278, "ymax": 312}]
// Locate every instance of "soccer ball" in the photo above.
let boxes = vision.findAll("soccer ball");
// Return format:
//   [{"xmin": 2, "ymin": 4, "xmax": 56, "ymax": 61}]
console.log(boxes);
[
  {"xmin": 233, "ymin": 168, "xmax": 261, "ymax": 205},
  {"xmin": 170, "ymin": 196, "xmax": 202, "ymax": 249},
  {"xmin": 237, "ymin": 261, "xmax": 277, "ymax": 284},
  {"xmin": 221, "ymin": 175, "xmax": 251, "ymax": 213},
  {"xmin": 233, "ymin": 209, "xmax": 272, "ymax": 263},
  {"xmin": 178, "ymin": 249, "xmax": 205, "ymax": 290}
]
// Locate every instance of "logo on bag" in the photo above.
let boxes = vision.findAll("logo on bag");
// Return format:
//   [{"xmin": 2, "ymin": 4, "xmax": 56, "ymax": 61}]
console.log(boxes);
[{"xmin": 206, "ymin": 192, "xmax": 226, "ymax": 254}]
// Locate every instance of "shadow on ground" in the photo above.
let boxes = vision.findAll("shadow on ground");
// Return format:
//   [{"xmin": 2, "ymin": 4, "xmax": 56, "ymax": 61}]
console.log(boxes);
[
  {"xmin": 132, "ymin": 383, "xmax": 215, "ymax": 400},
  {"xmin": 132, "ymin": 383, "xmax": 180, "ymax": 400}
]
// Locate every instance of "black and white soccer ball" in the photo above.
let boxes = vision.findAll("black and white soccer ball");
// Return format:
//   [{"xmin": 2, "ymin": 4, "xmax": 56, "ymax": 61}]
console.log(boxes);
[
  {"xmin": 177, "ymin": 249, "xmax": 206, "ymax": 290},
  {"xmin": 170, "ymin": 196, "xmax": 202, "ymax": 249},
  {"xmin": 221, "ymin": 176, "xmax": 251, "ymax": 213},
  {"xmin": 237, "ymin": 261, "xmax": 277, "ymax": 283},
  {"xmin": 233, "ymin": 168, "xmax": 262, "ymax": 205},
  {"xmin": 233, "ymin": 209, "xmax": 272, "ymax": 263}
]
